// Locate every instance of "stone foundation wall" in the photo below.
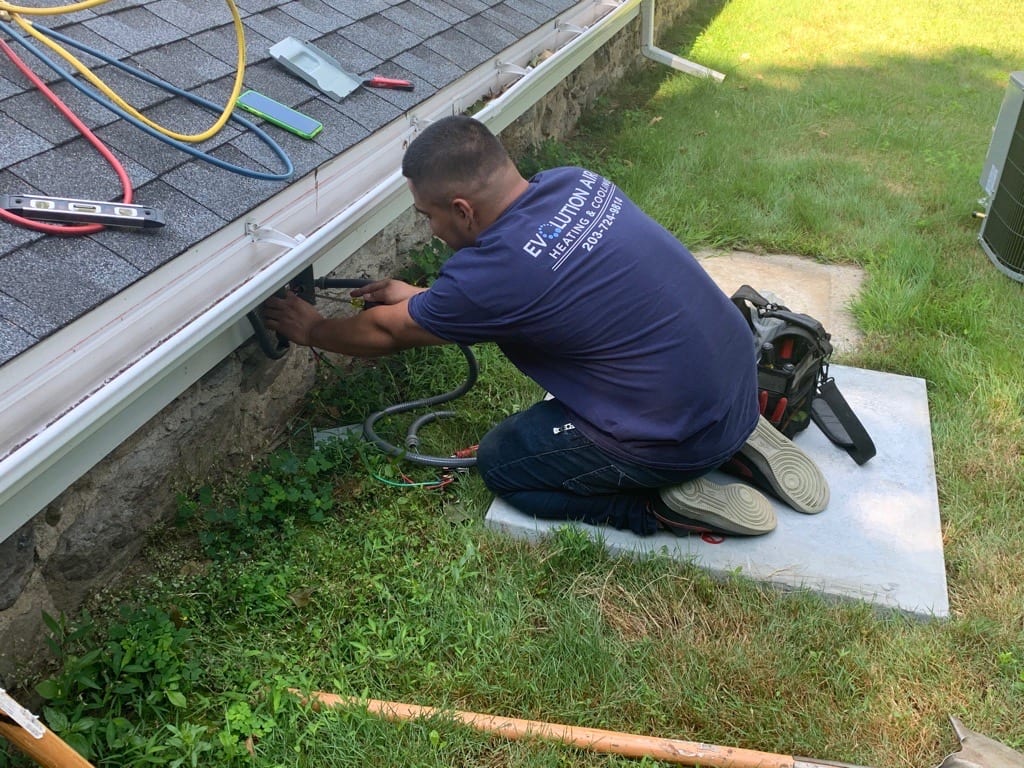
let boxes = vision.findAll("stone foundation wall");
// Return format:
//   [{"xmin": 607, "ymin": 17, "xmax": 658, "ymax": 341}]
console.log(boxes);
[{"xmin": 0, "ymin": 0, "xmax": 696, "ymax": 686}]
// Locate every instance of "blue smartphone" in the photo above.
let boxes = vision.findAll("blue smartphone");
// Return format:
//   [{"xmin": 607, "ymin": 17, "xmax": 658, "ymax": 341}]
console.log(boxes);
[{"xmin": 235, "ymin": 89, "xmax": 323, "ymax": 140}]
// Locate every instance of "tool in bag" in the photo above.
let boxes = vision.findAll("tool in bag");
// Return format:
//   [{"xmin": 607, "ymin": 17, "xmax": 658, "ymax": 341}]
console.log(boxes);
[{"xmin": 731, "ymin": 285, "xmax": 876, "ymax": 465}]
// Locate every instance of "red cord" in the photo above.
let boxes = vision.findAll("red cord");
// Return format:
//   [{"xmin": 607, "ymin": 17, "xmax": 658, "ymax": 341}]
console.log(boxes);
[{"xmin": 0, "ymin": 38, "xmax": 133, "ymax": 236}]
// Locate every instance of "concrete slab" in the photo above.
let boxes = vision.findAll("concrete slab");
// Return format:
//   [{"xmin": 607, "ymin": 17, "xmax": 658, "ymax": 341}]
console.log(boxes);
[
  {"xmin": 485, "ymin": 364, "xmax": 948, "ymax": 619},
  {"xmin": 695, "ymin": 251, "xmax": 865, "ymax": 355}
]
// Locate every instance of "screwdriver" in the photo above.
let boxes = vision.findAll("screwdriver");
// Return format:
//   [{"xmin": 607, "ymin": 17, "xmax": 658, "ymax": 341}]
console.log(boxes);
[{"xmin": 364, "ymin": 76, "xmax": 414, "ymax": 91}]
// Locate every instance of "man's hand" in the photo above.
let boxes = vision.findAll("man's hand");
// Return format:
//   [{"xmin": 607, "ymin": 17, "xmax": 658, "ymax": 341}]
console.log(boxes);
[
  {"xmin": 262, "ymin": 291, "xmax": 324, "ymax": 347},
  {"xmin": 262, "ymin": 280, "xmax": 443, "ymax": 356},
  {"xmin": 350, "ymin": 279, "xmax": 426, "ymax": 306}
]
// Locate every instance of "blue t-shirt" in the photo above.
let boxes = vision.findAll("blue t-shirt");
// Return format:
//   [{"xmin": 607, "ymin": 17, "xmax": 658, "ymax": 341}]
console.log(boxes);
[{"xmin": 408, "ymin": 167, "xmax": 758, "ymax": 469}]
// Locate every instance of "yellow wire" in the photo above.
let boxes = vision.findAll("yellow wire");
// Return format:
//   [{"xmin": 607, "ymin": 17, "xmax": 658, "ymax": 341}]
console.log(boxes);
[
  {"xmin": 0, "ymin": 0, "xmax": 109, "ymax": 13},
  {"xmin": 1, "ymin": 0, "xmax": 246, "ymax": 144}
]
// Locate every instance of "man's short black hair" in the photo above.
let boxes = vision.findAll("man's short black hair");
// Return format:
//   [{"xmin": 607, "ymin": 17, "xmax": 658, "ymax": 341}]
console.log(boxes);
[{"xmin": 402, "ymin": 115, "xmax": 510, "ymax": 204}]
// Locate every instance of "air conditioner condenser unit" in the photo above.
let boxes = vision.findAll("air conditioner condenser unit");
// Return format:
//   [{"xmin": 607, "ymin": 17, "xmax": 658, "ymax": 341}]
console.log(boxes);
[{"xmin": 979, "ymin": 71, "xmax": 1024, "ymax": 282}]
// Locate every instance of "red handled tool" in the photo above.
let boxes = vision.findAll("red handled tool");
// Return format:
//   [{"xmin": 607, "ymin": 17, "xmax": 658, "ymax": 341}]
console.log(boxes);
[
  {"xmin": 364, "ymin": 76, "xmax": 414, "ymax": 91},
  {"xmin": 770, "ymin": 396, "xmax": 788, "ymax": 424},
  {"xmin": 778, "ymin": 337, "xmax": 794, "ymax": 361}
]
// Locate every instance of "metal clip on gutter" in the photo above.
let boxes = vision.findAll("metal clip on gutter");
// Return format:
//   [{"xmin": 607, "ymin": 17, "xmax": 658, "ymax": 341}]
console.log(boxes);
[
  {"xmin": 246, "ymin": 221, "xmax": 306, "ymax": 249},
  {"xmin": 245, "ymin": 223, "xmax": 309, "ymax": 359},
  {"xmin": 497, "ymin": 60, "xmax": 532, "ymax": 90},
  {"xmin": 555, "ymin": 21, "xmax": 587, "ymax": 36},
  {"xmin": 497, "ymin": 61, "xmax": 531, "ymax": 78}
]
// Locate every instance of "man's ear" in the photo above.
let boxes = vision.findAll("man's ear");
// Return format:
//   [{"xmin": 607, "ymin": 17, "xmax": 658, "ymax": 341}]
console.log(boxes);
[{"xmin": 451, "ymin": 197, "xmax": 475, "ymax": 228}]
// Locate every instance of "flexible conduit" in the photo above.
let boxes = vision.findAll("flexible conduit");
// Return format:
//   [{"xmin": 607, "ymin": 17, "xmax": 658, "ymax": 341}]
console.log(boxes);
[
  {"xmin": 308, "ymin": 278, "xmax": 480, "ymax": 468},
  {"xmin": 362, "ymin": 344, "xmax": 479, "ymax": 469}
]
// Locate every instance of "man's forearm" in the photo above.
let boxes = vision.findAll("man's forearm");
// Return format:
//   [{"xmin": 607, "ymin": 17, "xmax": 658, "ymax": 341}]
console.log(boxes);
[
  {"xmin": 305, "ymin": 302, "xmax": 445, "ymax": 357},
  {"xmin": 306, "ymin": 310, "xmax": 405, "ymax": 357}
]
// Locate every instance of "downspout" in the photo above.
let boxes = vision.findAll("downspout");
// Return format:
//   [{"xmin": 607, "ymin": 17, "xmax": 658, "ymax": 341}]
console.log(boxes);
[{"xmin": 640, "ymin": 0, "xmax": 725, "ymax": 82}]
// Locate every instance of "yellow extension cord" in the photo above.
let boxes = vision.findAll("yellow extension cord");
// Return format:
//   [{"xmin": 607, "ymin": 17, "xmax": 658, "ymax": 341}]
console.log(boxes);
[{"xmin": 0, "ymin": 0, "xmax": 245, "ymax": 143}]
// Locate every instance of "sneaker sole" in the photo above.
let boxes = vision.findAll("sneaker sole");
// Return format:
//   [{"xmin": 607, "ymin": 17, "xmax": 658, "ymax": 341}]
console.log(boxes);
[
  {"xmin": 738, "ymin": 415, "xmax": 829, "ymax": 514},
  {"xmin": 658, "ymin": 478, "xmax": 776, "ymax": 536}
]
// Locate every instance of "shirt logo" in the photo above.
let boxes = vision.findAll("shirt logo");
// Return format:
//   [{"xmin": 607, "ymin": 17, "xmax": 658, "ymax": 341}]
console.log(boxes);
[
  {"xmin": 520, "ymin": 170, "xmax": 621, "ymax": 271},
  {"xmin": 538, "ymin": 223, "xmax": 563, "ymax": 241}
]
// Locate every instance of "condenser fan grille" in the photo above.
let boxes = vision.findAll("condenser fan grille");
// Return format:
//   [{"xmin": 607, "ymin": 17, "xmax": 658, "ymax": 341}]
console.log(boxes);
[{"xmin": 980, "ymin": 72, "xmax": 1024, "ymax": 282}]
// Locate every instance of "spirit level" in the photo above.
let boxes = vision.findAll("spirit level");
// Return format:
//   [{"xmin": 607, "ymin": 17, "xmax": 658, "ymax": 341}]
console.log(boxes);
[{"xmin": 1, "ymin": 194, "xmax": 166, "ymax": 229}]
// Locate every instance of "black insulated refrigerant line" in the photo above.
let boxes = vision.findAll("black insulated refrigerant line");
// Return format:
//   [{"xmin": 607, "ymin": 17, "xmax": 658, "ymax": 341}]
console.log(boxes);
[{"xmin": 321, "ymin": 278, "xmax": 481, "ymax": 470}]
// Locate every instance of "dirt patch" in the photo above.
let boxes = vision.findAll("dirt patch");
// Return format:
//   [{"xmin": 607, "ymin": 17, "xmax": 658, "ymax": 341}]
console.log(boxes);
[{"xmin": 696, "ymin": 250, "xmax": 865, "ymax": 356}]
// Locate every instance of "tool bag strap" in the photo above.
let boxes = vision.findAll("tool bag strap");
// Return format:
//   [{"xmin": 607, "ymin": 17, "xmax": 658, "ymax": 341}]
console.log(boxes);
[{"xmin": 811, "ymin": 378, "xmax": 876, "ymax": 465}]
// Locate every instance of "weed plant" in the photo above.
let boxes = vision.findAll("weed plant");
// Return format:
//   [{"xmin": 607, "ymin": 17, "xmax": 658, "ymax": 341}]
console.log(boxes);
[{"xmin": 5, "ymin": 1, "xmax": 1024, "ymax": 766}]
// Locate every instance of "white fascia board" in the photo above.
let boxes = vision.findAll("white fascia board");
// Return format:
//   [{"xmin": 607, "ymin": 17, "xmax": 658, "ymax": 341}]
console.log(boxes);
[{"xmin": 0, "ymin": 0, "xmax": 644, "ymax": 543}]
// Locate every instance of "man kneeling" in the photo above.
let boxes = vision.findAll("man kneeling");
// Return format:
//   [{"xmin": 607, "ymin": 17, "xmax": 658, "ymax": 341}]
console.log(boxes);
[{"xmin": 264, "ymin": 116, "xmax": 828, "ymax": 536}]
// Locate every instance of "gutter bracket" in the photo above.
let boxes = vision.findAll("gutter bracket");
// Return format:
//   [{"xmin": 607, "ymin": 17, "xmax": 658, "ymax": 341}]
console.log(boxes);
[
  {"xmin": 640, "ymin": 0, "xmax": 725, "ymax": 82},
  {"xmin": 404, "ymin": 115, "xmax": 432, "ymax": 149},
  {"xmin": 555, "ymin": 21, "xmax": 586, "ymax": 36},
  {"xmin": 410, "ymin": 115, "xmax": 432, "ymax": 134},
  {"xmin": 497, "ymin": 61, "xmax": 531, "ymax": 78},
  {"xmin": 246, "ymin": 221, "xmax": 307, "ymax": 250}
]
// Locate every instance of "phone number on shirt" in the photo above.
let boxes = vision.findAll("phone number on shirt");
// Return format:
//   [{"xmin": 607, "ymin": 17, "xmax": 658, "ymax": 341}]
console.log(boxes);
[{"xmin": 580, "ymin": 196, "xmax": 623, "ymax": 252}]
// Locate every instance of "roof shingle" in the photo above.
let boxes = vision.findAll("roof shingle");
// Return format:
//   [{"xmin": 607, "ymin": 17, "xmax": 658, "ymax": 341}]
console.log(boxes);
[{"xmin": 0, "ymin": 0, "xmax": 578, "ymax": 367}]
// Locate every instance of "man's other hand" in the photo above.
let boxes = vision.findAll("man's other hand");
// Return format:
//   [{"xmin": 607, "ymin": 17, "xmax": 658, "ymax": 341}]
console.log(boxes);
[{"xmin": 350, "ymin": 279, "xmax": 426, "ymax": 306}]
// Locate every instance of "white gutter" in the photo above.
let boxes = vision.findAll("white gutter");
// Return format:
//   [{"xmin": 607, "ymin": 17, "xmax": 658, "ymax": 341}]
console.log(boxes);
[{"xmin": 0, "ymin": 0, "xmax": 717, "ymax": 542}]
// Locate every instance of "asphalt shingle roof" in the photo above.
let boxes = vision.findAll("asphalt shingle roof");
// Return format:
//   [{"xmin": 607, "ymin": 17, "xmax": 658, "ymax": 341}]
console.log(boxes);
[{"xmin": 0, "ymin": 0, "xmax": 575, "ymax": 366}]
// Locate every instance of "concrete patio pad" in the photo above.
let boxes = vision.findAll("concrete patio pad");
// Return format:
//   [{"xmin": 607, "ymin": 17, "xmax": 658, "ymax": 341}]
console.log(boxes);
[
  {"xmin": 484, "ymin": 254, "xmax": 948, "ymax": 618},
  {"xmin": 485, "ymin": 365, "xmax": 946, "ymax": 618}
]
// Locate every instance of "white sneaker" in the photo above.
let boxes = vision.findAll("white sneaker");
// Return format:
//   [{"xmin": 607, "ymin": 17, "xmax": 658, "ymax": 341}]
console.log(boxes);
[
  {"xmin": 656, "ymin": 477, "xmax": 777, "ymax": 536},
  {"xmin": 735, "ymin": 415, "xmax": 830, "ymax": 514}
]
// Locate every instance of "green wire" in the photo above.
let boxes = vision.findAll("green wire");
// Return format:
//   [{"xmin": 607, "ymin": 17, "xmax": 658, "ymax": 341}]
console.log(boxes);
[{"xmin": 369, "ymin": 472, "xmax": 447, "ymax": 488}]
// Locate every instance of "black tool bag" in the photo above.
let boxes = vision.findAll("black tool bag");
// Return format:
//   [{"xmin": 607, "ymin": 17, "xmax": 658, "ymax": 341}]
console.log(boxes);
[{"xmin": 731, "ymin": 285, "xmax": 875, "ymax": 465}]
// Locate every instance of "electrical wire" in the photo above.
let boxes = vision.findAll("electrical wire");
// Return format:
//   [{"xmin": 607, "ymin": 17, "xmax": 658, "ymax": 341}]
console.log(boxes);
[
  {"xmin": 8, "ymin": 0, "xmax": 246, "ymax": 144},
  {"xmin": 353, "ymin": 442, "xmax": 454, "ymax": 490},
  {"xmin": 0, "ymin": 19, "xmax": 293, "ymax": 180},
  {"xmin": 0, "ymin": 37, "xmax": 132, "ymax": 235},
  {"xmin": 371, "ymin": 471, "xmax": 453, "ymax": 489}
]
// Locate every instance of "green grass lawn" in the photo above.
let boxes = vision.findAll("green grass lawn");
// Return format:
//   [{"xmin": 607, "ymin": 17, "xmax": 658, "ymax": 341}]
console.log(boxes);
[{"xmin": 6, "ymin": 1, "xmax": 1024, "ymax": 766}]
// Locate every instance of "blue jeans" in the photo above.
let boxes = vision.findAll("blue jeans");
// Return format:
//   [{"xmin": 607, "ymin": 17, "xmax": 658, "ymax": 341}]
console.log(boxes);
[{"xmin": 476, "ymin": 399, "xmax": 714, "ymax": 536}]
